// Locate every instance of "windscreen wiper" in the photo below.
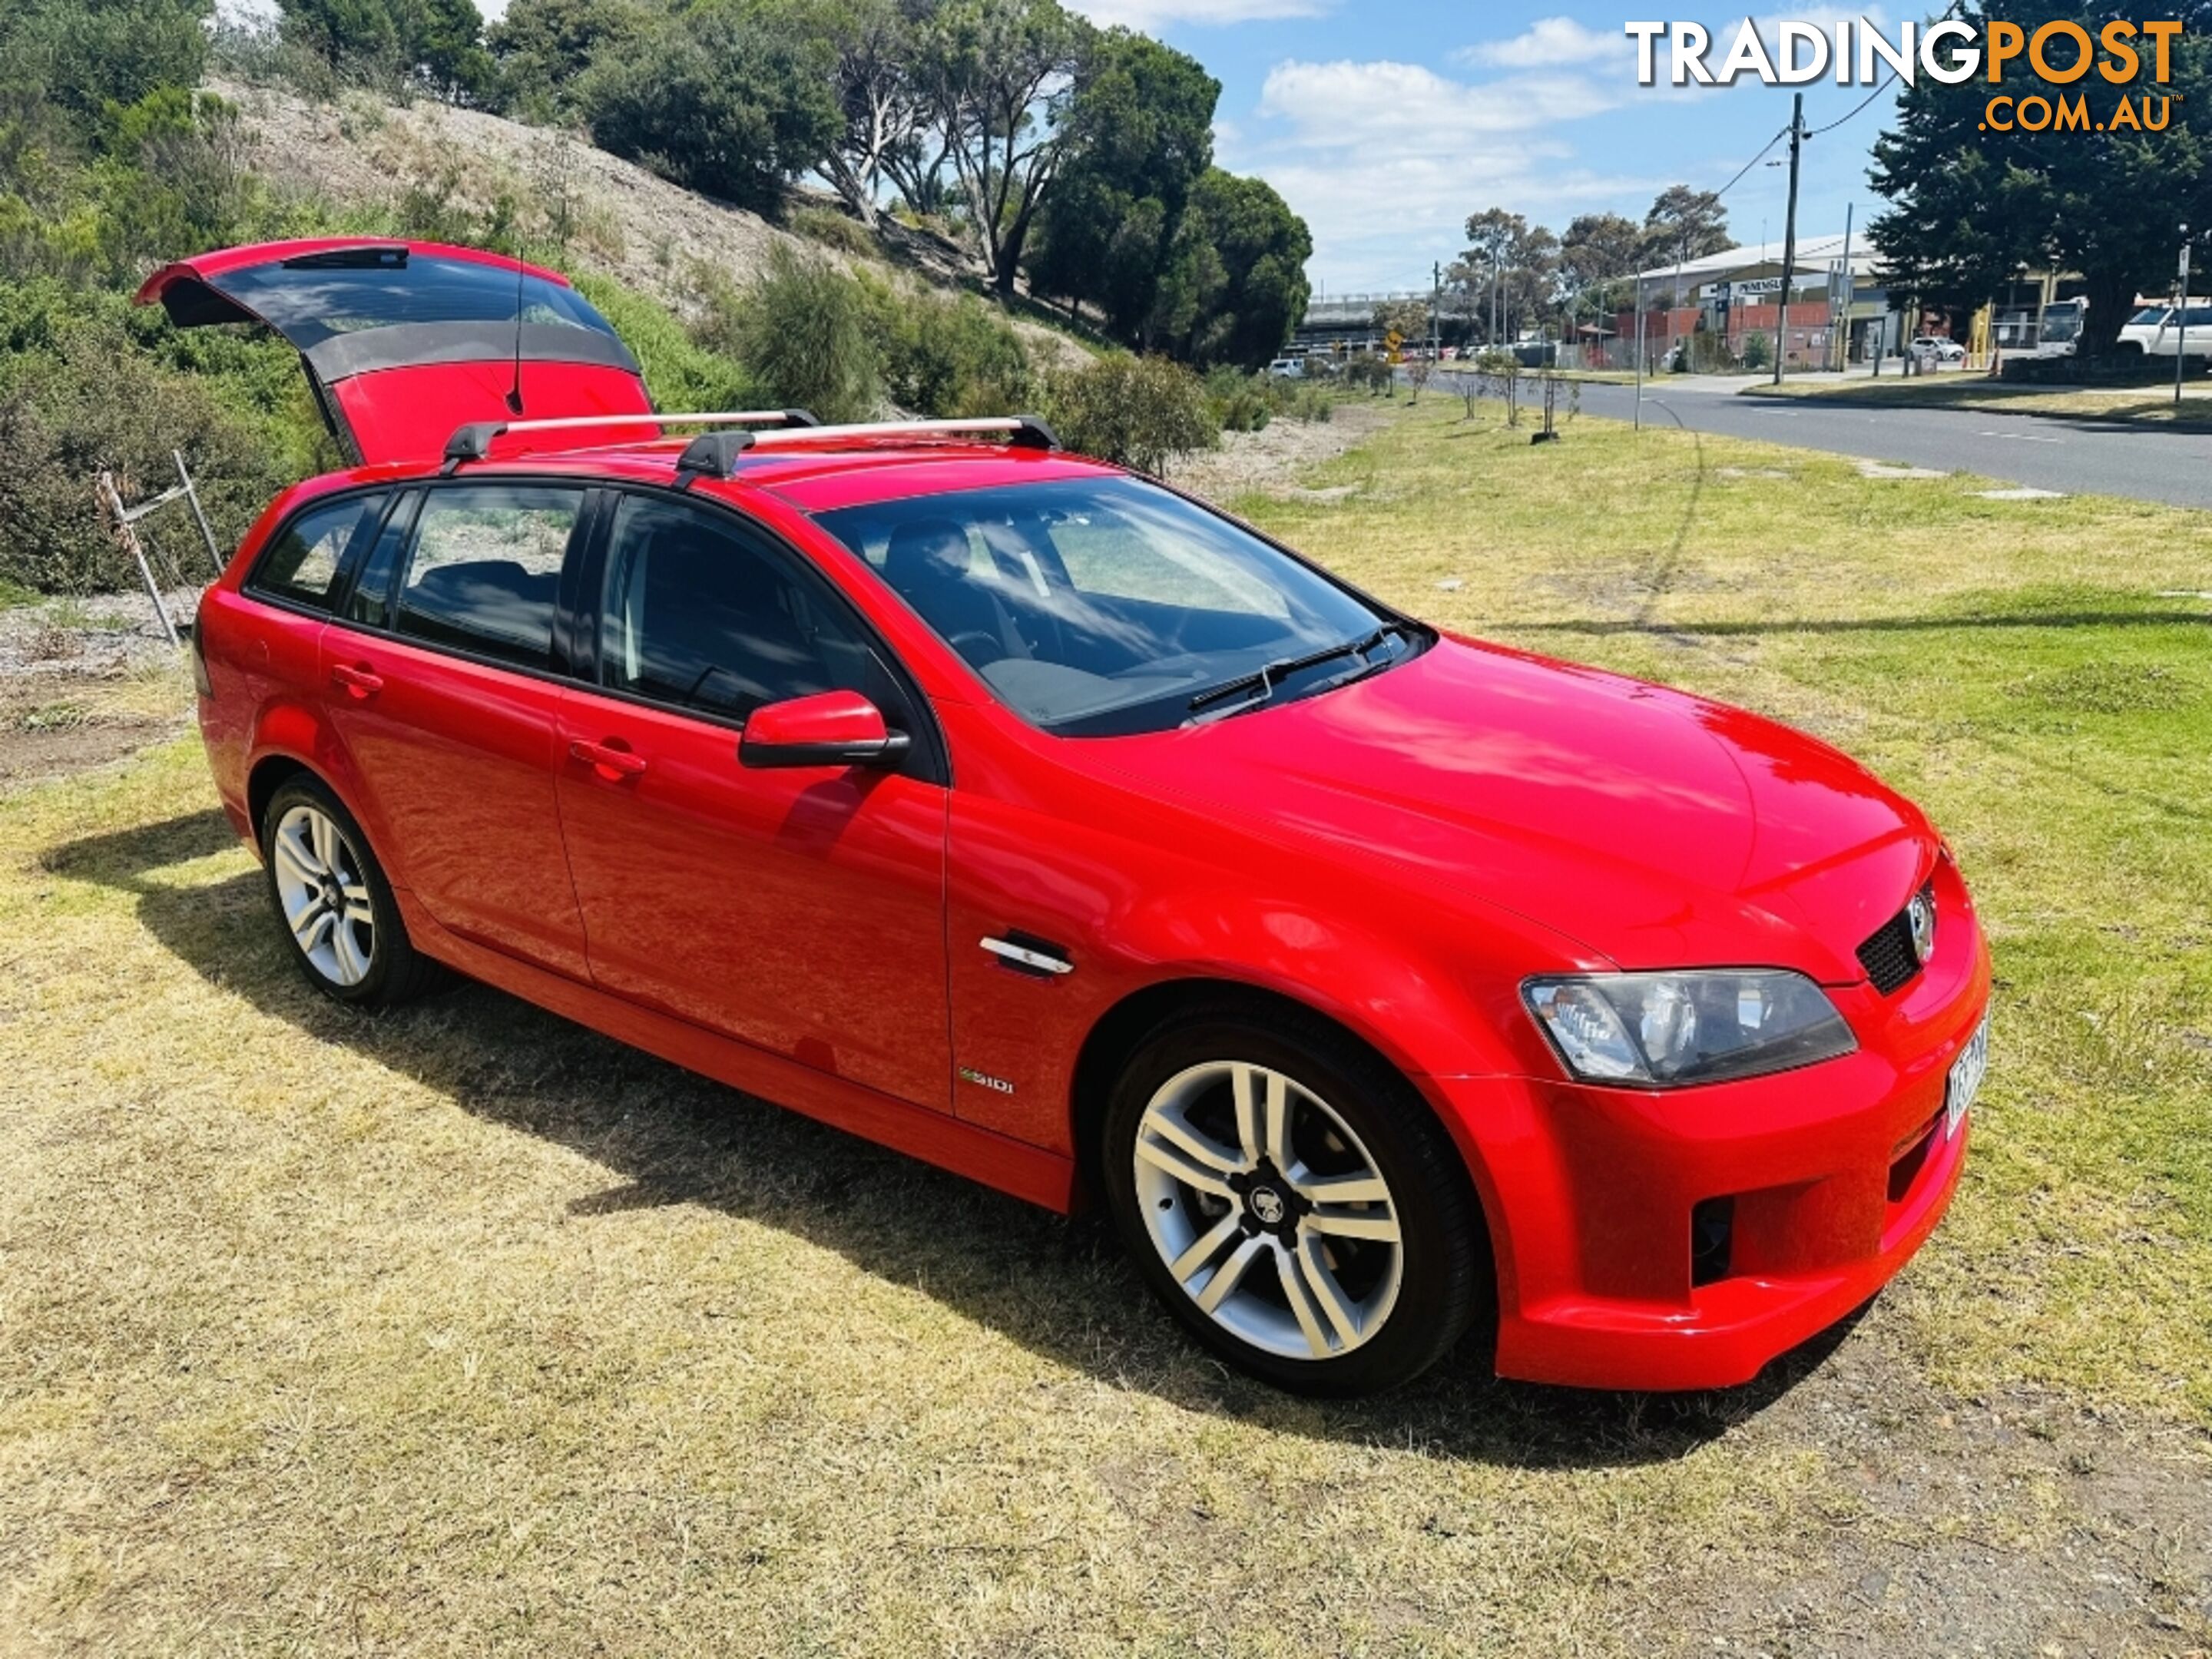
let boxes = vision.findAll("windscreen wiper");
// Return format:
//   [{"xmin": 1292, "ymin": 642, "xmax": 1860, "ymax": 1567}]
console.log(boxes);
[{"xmin": 1188, "ymin": 621, "xmax": 1415, "ymax": 716}]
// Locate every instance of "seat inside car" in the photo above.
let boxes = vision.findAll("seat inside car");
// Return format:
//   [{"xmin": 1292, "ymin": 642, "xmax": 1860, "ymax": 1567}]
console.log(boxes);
[
  {"xmin": 881, "ymin": 518, "xmax": 1031, "ymax": 665},
  {"xmin": 614, "ymin": 518, "xmax": 830, "ymax": 714},
  {"xmin": 404, "ymin": 559, "xmax": 558, "ymax": 657}
]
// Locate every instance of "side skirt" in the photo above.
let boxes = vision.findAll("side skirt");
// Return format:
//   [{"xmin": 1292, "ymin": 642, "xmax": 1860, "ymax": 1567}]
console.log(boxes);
[{"xmin": 397, "ymin": 892, "xmax": 1078, "ymax": 1214}]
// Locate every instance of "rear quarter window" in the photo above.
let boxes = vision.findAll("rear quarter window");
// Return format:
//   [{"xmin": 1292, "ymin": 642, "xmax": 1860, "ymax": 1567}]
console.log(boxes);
[{"xmin": 248, "ymin": 492, "xmax": 388, "ymax": 611}]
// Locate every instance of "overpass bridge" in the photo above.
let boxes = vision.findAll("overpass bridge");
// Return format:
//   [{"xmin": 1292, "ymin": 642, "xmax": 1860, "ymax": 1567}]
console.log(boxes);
[{"xmin": 1298, "ymin": 290, "xmax": 1482, "ymax": 349}]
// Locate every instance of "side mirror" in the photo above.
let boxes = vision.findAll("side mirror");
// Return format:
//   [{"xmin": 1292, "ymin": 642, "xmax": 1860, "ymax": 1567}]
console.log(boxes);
[{"xmin": 738, "ymin": 689, "xmax": 910, "ymax": 770}]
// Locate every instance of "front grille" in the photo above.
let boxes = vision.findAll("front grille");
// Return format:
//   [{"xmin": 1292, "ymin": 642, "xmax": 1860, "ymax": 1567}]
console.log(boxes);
[{"xmin": 1856, "ymin": 886, "xmax": 1932, "ymax": 995}]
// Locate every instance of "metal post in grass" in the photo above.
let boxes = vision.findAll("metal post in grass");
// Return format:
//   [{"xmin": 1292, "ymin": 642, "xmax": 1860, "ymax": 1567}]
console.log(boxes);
[
  {"xmin": 97, "ymin": 471, "xmax": 179, "ymax": 647},
  {"xmin": 174, "ymin": 450, "xmax": 224, "ymax": 577},
  {"xmin": 2178, "ymin": 226, "xmax": 2191, "ymax": 409}
]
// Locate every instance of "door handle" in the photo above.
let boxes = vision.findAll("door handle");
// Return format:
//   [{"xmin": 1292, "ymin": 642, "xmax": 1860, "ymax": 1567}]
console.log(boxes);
[
  {"xmin": 569, "ymin": 738, "xmax": 647, "ymax": 780},
  {"xmin": 329, "ymin": 663, "xmax": 384, "ymax": 699}
]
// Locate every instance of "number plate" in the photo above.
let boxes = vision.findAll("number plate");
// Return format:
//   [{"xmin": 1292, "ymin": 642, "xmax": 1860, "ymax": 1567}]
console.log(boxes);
[{"xmin": 1945, "ymin": 1016, "xmax": 1988, "ymax": 1139}]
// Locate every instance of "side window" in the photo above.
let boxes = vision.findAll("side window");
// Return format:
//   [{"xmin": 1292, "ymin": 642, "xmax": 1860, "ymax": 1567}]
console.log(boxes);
[
  {"xmin": 600, "ymin": 493, "xmax": 915, "ymax": 728},
  {"xmin": 250, "ymin": 492, "xmax": 386, "ymax": 611},
  {"xmin": 395, "ymin": 485, "xmax": 584, "ymax": 670}
]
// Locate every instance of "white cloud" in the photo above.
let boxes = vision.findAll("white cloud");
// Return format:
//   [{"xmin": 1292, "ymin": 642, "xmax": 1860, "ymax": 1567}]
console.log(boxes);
[
  {"xmin": 1256, "ymin": 58, "xmax": 1621, "ymax": 146},
  {"xmin": 1229, "ymin": 58, "xmax": 1651, "ymax": 291},
  {"xmin": 1458, "ymin": 16, "xmax": 1615, "ymax": 71},
  {"xmin": 1064, "ymin": 0, "xmax": 1326, "ymax": 28}
]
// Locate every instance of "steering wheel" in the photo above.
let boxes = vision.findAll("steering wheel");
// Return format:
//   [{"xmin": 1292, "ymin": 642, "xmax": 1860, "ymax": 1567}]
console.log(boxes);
[{"xmin": 946, "ymin": 628, "xmax": 1007, "ymax": 665}]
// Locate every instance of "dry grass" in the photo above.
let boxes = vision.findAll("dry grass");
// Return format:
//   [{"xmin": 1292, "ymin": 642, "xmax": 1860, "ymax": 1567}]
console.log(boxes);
[{"xmin": 2, "ymin": 407, "xmax": 2209, "ymax": 1654}]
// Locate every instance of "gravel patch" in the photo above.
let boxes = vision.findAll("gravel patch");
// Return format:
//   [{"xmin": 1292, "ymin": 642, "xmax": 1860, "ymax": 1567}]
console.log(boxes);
[{"xmin": 1167, "ymin": 402, "xmax": 1396, "ymax": 502}]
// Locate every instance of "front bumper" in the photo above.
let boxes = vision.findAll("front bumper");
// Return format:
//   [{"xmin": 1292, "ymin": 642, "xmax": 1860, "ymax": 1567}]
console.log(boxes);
[{"xmin": 1429, "ymin": 880, "xmax": 1992, "ymax": 1392}]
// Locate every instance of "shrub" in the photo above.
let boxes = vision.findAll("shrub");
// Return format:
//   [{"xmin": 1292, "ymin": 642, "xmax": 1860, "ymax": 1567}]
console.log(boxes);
[
  {"xmin": 856, "ymin": 276, "xmax": 1032, "ymax": 419},
  {"xmin": 579, "ymin": 18, "xmax": 839, "ymax": 217},
  {"xmin": 699, "ymin": 244, "xmax": 878, "ymax": 422},
  {"xmin": 1042, "ymin": 353, "xmax": 1217, "ymax": 475},
  {"xmin": 1341, "ymin": 356, "xmax": 1394, "ymax": 396},
  {"xmin": 0, "ymin": 316, "xmax": 300, "ymax": 593},
  {"xmin": 1739, "ymin": 331, "xmax": 1772, "ymax": 371},
  {"xmin": 790, "ymin": 204, "xmax": 879, "ymax": 261},
  {"xmin": 571, "ymin": 273, "xmax": 757, "ymax": 412}
]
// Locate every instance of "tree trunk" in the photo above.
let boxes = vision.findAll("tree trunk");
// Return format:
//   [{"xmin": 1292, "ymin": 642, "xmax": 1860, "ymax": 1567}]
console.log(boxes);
[{"xmin": 2078, "ymin": 266, "xmax": 2139, "ymax": 364}]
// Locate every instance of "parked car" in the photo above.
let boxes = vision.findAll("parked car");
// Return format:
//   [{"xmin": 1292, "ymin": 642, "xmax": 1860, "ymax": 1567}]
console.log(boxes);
[
  {"xmin": 149, "ymin": 240, "xmax": 1992, "ymax": 1396},
  {"xmin": 1910, "ymin": 335, "xmax": 1965, "ymax": 365},
  {"xmin": 1267, "ymin": 357, "xmax": 1304, "ymax": 379},
  {"xmin": 2117, "ymin": 301, "xmax": 2212, "ymax": 359}
]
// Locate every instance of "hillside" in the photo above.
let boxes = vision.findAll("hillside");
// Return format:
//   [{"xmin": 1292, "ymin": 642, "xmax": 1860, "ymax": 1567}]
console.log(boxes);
[{"xmin": 209, "ymin": 76, "xmax": 1094, "ymax": 373}]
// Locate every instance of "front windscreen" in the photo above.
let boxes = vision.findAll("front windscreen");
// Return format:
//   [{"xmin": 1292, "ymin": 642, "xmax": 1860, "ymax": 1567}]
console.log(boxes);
[
  {"xmin": 813, "ymin": 476, "xmax": 1418, "ymax": 737},
  {"xmin": 211, "ymin": 253, "xmax": 619, "ymax": 349},
  {"xmin": 2128, "ymin": 306, "xmax": 2171, "ymax": 327},
  {"xmin": 2041, "ymin": 304, "xmax": 2082, "ymax": 342}
]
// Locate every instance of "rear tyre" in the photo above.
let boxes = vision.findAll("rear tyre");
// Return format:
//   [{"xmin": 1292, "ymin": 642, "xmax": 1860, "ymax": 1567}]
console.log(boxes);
[
  {"xmin": 1100, "ymin": 1005, "xmax": 1489, "ymax": 1396},
  {"xmin": 260, "ymin": 775, "xmax": 446, "ymax": 1008}
]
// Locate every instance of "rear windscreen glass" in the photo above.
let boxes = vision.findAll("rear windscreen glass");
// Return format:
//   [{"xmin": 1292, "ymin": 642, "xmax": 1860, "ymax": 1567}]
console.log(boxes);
[{"xmin": 212, "ymin": 254, "xmax": 618, "ymax": 349}]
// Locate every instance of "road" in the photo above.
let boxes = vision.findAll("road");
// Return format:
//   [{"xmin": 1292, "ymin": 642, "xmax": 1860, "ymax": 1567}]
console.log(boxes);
[{"xmin": 1439, "ymin": 371, "xmax": 2212, "ymax": 510}]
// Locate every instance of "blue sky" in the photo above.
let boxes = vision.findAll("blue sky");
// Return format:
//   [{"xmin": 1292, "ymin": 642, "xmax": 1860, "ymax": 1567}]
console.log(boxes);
[
  {"xmin": 1065, "ymin": 4, "xmax": 1906, "ymax": 293},
  {"xmin": 453, "ymin": 0, "xmax": 1905, "ymax": 295}
]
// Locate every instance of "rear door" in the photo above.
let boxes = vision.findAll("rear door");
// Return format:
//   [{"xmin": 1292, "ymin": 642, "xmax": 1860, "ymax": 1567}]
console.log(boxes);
[
  {"xmin": 135, "ymin": 240, "xmax": 654, "ymax": 465},
  {"xmin": 319, "ymin": 480, "xmax": 596, "ymax": 978},
  {"xmin": 553, "ymin": 489, "xmax": 953, "ymax": 1110}
]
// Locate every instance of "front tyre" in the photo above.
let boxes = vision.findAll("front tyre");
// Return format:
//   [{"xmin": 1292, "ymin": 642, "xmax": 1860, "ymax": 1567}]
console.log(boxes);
[
  {"xmin": 1101, "ymin": 1008, "xmax": 1488, "ymax": 1396},
  {"xmin": 260, "ymin": 775, "xmax": 446, "ymax": 1008}
]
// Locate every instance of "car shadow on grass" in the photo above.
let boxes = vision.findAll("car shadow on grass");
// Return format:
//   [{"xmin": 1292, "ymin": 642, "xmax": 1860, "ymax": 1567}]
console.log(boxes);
[{"xmin": 48, "ymin": 806, "xmax": 1861, "ymax": 1472}]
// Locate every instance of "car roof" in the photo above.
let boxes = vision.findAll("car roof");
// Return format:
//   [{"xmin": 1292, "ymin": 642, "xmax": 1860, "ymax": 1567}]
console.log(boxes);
[{"xmin": 343, "ymin": 435, "xmax": 1129, "ymax": 513}]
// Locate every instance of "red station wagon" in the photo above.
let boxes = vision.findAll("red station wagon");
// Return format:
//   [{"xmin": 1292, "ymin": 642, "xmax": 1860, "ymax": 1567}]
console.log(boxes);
[{"xmin": 147, "ymin": 240, "xmax": 1992, "ymax": 1395}]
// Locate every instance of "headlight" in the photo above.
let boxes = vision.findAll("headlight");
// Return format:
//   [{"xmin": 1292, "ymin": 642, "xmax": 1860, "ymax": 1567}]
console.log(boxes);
[{"xmin": 1521, "ymin": 970, "xmax": 1856, "ymax": 1087}]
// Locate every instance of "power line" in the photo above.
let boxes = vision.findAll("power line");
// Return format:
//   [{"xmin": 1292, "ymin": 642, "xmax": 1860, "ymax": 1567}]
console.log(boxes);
[
  {"xmin": 1809, "ymin": 71, "xmax": 1896, "ymax": 136},
  {"xmin": 1713, "ymin": 124, "xmax": 1790, "ymax": 200}
]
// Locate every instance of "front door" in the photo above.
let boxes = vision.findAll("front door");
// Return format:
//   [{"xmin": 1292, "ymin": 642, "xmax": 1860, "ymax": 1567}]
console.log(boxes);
[
  {"xmin": 320, "ymin": 481, "xmax": 593, "ymax": 978},
  {"xmin": 554, "ymin": 490, "xmax": 952, "ymax": 1111}
]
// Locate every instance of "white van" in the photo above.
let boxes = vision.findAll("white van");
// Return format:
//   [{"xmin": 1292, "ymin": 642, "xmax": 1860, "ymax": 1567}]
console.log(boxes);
[{"xmin": 2118, "ymin": 300, "xmax": 2212, "ymax": 359}]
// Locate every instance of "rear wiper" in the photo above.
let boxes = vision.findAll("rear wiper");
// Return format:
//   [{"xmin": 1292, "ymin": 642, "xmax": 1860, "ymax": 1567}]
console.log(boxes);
[{"xmin": 1188, "ymin": 621, "xmax": 1414, "ymax": 715}]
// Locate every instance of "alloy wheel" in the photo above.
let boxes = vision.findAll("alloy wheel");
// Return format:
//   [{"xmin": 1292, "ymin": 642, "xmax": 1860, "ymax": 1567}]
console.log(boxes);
[
  {"xmin": 270, "ymin": 803, "xmax": 376, "ymax": 988},
  {"xmin": 1132, "ymin": 1060, "xmax": 1403, "ymax": 1360}
]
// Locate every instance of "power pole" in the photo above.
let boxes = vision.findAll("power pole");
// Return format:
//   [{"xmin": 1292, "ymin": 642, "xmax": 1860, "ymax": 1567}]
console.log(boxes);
[
  {"xmin": 1431, "ymin": 260, "xmax": 1442, "ymax": 363},
  {"xmin": 1774, "ymin": 91, "xmax": 1805, "ymax": 386},
  {"xmin": 1634, "ymin": 271, "xmax": 1646, "ymax": 429},
  {"xmin": 1834, "ymin": 201, "xmax": 1854, "ymax": 372}
]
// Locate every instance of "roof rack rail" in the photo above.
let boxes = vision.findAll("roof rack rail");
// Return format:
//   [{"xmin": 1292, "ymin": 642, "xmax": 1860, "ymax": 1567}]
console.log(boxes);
[
  {"xmin": 665, "ymin": 413, "xmax": 1062, "ymax": 486},
  {"xmin": 440, "ymin": 409, "xmax": 817, "ymax": 475},
  {"xmin": 751, "ymin": 415, "xmax": 1060, "ymax": 455}
]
